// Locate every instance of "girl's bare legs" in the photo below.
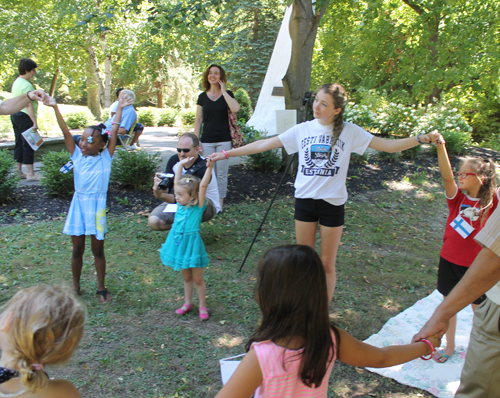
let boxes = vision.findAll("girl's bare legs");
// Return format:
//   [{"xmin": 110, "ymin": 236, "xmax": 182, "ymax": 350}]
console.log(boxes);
[
  {"xmin": 71, "ymin": 235, "xmax": 86, "ymax": 293},
  {"xmin": 191, "ymin": 268, "xmax": 207, "ymax": 308},
  {"xmin": 295, "ymin": 220, "xmax": 343, "ymax": 302},
  {"xmin": 320, "ymin": 225, "xmax": 343, "ymax": 301},
  {"xmin": 90, "ymin": 236, "xmax": 107, "ymax": 298},
  {"xmin": 440, "ymin": 311, "xmax": 457, "ymax": 359},
  {"xmin": 181, "ymin": 269, "xmax": 195, "ymax": 306}
]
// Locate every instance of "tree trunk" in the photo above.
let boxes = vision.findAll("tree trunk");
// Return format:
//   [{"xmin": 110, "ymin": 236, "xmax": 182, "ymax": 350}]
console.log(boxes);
[
  {"xmin": 87, "ymin": 52, "xmax": 102, "ymax": 119},
  {"xmin": 87, "ymin": 45, "xmax": 106, "ymax": 109},
  {"xmin": 49, "ymin": 68, "xmax": 60, "ymax": 97},
  {"xmin": 101, "ymin": 33, "xmax": 112, "ymax": 107},
  {"xmin": 156, "ymin": 80, "xmax": 163, "ymax": 108},
  {"xmin": 282, "ymin": 0, "xmax": 329, "ymax": 123}
]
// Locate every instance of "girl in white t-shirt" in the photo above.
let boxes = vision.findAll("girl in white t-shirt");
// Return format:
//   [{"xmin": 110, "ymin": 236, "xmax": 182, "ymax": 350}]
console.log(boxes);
[{"xmin": 209, "ymin": 83, "xmax": 438, "ymax": 300}]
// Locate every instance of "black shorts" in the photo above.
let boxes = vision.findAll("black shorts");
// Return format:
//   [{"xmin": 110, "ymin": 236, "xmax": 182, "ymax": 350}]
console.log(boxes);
[
  {"xmin": 294, "ymin": 198, "xmax": 344, "ymax": 228},
  {"xmin": 437, "ymin": 256, "xmax": 487, "ymax": 305}
]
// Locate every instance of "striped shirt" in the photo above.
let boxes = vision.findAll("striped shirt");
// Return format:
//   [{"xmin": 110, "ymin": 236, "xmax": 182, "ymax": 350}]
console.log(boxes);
[
  {"xmin": 475, "ymin": 205, "xmax": 500, "ymax": 304},
  {"xmin": 252, "ymin": 336, "xmax": 336, "ymax": 398}
]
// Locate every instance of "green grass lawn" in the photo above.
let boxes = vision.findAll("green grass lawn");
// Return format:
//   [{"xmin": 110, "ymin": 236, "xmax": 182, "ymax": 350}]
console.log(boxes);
[{"xmin": 0, "ymin": 174, "xmax": 447, "ymax": 397}]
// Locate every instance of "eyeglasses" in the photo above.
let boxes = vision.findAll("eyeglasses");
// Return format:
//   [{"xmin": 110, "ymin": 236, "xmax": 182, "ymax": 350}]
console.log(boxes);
[
  {"xmin": 177, "ymin": 148, "xmax": 193, "ymax": 153},
  {"xmin": 456, "ymin": 172, "xmax": 477, "ymax": 179}
]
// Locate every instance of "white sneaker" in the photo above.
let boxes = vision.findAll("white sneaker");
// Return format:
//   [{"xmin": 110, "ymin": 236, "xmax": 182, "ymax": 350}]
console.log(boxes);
[{"xmin": 128, "ymin": 144, "xmax": 140, "ymax": 150}]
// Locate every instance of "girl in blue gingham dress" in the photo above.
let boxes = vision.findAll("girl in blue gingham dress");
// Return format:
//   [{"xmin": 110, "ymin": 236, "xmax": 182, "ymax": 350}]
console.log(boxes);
[{"xmin": 45, "ymin": 92, "xmax": 134, "ymax": 303}]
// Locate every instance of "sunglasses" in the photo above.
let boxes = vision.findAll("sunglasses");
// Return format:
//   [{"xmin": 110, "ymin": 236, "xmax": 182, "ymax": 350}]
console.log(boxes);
[
  {"xmin": 455, "ymin": 172, "xmax": 477, "ymax": 179},
  {"xmin": 177, "ymin": 148, "xmax": 193, "ymax": 153}
]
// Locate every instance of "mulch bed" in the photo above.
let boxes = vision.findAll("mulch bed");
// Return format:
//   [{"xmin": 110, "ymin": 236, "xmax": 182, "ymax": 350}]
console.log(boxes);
[{"xmin": 1, "ymin": 146, "xmax": 499, "ymax": 225}]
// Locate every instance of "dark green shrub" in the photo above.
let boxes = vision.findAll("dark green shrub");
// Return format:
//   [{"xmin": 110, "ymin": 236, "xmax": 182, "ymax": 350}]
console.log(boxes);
[
  {"xmin": 429, "ymin": 129, "xmax": 472, "ymax": 156},
  {"xmin": 158, "ymin": 108, "xmax": 178, "ymax": 127},
  {"xmin": 243, "ymin": 127, "xmax": 283, "ymax": 172},
  {"xmin": 401, "ymin": 143, "xmax": 422, "ymax": 160},
  {"xmin": 111, "ymin": 150, "xmax": 161, "ymax": 190},
  {"xmin": 234, "ymin": 88, "xmax": 253, "ymax": 123},
  {"xmin": 181, "ymin": 109, "xmax": 196, "ymax": 126},
  {"xmin": 64, "ymin": 109, "xmax": 94, "ymax": 129},
  {"xmin": 350, "ymin": 152, "xmax": 370, "ymax": 165},
  {"xmin": 138, "ymin": 108, "xmax": 158, "ymax": 127},
  {"xmin": 0, "ymin": 150, "xmax": 20, "ymax": 201},
  {"xmin": 40, "ymin": 151, "xmax": 74, "ymax": 196}
]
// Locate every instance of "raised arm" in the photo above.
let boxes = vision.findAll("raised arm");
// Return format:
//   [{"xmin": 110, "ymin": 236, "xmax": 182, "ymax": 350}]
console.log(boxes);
[
  {"xmin": 198, "ymin": 159, "xmax": 214, "ymax": 207},
  {"xmin": 194, "ymin": 105, "xmax": 203, "ymax": 138},
  {"xmin": 0, "ymin": 90, "xmax": 44, "ymax": 115},
  {"xmin": 108, "ymin": 95, "xmax": 134, "ymax": 157},
  {"xmin": 44, "ymin": 96, "xmax": 76, "ymax": 156},
  {"xmin": 368, "ymin": 131, "xmax": 438, "ymax": 153},
  {"xmin": 220, "ymin": 82, "xmax": 240, "ymax": 114},
  {"xmin": 435, "ymin": 136, "xmax": 457, "ymax": 198},
  {"xmin": 337, "ymin": 328, "xmax": 442, "ymax": 368},
  {"xmin": 208, "ymin": 135, "xmax": 283, "ymax": 161}
]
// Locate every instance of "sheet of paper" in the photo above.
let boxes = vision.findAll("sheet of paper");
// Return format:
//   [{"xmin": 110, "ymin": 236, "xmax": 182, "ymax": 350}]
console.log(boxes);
[
  {"xmin": 219, "ymin": 353, "xmax": 245, "ymax": 385},
  {"xmin": 163, "ymin": 204, "xmax": 178, "ymax": 213},
  {"xmin": 21, "ymin": 128, "xmax": 44, "ymax": 151}
]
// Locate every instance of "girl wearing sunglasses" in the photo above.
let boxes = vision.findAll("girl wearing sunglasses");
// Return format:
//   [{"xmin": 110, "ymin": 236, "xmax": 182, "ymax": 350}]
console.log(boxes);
[{"xmin": 432, "ymin": 131, "xmax": 499, "ymax": 363}]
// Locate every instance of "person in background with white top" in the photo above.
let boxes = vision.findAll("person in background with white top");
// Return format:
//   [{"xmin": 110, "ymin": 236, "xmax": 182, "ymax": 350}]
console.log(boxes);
[
  {"xmin": 209, "ymin": 83, "xmax": 439, "ymax": 301},
  {"xmin": 413, "ymin": 205, "xmax": 500, "ymax": 397},
  {"xmin": 10, "ymin": 58, "xmax": 41, "ymax": 181},
  {"xmin": 109, "ymin": 88, "xmax": 144, "ymax": 150}
]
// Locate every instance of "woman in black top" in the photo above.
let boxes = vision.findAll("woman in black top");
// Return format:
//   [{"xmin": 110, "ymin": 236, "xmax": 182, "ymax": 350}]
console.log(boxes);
[{"xmin": 194, "ymin": 64, "xmax": 240, "ymax": 210}]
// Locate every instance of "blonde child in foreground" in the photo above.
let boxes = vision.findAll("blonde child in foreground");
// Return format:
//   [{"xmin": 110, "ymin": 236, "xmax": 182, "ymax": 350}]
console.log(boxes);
[
  {"xmin": 216, "ymin": 245, "xmax": 442, "ymax": 398},
  {"xmin": 432, "ymin": 132, "xmax": 499, "ymax": 362},
  {"xmin": 0, "ymin": 285, "xmax": 85, "ymax": 398},
  {"xmin": 160, "ymin": 157, "xmax": 215, "ymax": 320}
]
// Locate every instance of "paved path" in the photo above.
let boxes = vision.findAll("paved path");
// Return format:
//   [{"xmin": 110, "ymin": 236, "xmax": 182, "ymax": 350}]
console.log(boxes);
[{"xmin": 19, "ymin": 127, "xmax": 244, "ymax": 187}]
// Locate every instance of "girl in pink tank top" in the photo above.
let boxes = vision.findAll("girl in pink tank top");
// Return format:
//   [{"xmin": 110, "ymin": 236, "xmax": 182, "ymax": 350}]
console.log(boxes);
[{"xmin": 216, "ymin": 245, "xmax": 443, "ymax": 398}]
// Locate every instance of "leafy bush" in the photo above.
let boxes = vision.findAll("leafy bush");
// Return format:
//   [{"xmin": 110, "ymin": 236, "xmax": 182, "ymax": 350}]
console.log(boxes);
[
  {"xmin": 40, "ymin": 151, "xmax": 74, "ymax": 196},
  {"xmin": 158, "ymin": 108, "xmax": 178, "ymax": 127},
  {"xmin": 378, "ymin": 151, "xmax": 400, "ymax": 162},
  {"xmin": 243, "ymin": 127, "xmax": 283, "ymax": 172},
  {"xmin": 101, "ymin": 108, "xmax": 110, "ymax": 122},
  {"xmin": 345, "ymin": 104, "xmax": 378, "ymax": 132},
  {"xmin": 350, "ymin": 152, "xmax": 370, "ymax": 165},
  {"xmin": 111, "ymin": 150, "xmax": 161, "ymax": 190},
  {"xmin": 0, "ymin": 150, "xmax": 20, "ymax": 201},
  {"xmin": 376, "ymin": 103, "xmax": 418, "ymax": 137},
  {"xmin": 63, "ymin": 109, "xmax": 94, "ymax": 130},
  {"xmin": 138, "ymin": 108, "xmax": 158, "ymax": 127},
  {"xmin": 401, "ymin": 141, "xmax": 422, "ymax": 159},
  {"xmin": 180, "ymin": 109, "xmax": 196, "ymax": 126},
  {"xmin": 234, "ymin": 88, "xmax": 253, "ymax": 123}
]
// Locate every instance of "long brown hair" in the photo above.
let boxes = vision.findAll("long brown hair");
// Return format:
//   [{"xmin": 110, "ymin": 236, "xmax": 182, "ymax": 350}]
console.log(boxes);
[
  {"xmin": 319, "ymin": 84, "xmax": 348, "ymax": 157},
  {"xmin": 201, "ymin": 64, "xmax": 227, "ymax": 91},
  {"xmin": 246, "ymin": 245, "xmax": 338, "ymax": 388},
  {"xmin": 462, "ymin": 157, "xmax": 498, "ymax": 222}
]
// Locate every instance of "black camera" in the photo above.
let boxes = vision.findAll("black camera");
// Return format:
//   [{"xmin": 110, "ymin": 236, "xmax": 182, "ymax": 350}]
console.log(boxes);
[{"xmin": 158, "ymin": 173, "xmax": 174, "ymax": 190}]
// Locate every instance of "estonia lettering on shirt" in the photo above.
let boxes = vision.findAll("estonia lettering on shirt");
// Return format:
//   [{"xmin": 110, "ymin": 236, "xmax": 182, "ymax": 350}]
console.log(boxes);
[{"xmin": 300, "ymin": 135, "xmax": 345, "ymax": 177}]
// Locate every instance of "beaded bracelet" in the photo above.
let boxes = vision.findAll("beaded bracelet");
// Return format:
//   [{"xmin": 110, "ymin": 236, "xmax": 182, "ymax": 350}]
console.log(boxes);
[
  {"xmin": 112, "ymin": 122, "xmax": 121, "ymax": 126},
  {"xmin": 222, "ymin": 150, "xmax": 229, "ymax": 159},
  {"xmin": 418, "ymin": 339, "xmax": 435, "ymax": 360}
]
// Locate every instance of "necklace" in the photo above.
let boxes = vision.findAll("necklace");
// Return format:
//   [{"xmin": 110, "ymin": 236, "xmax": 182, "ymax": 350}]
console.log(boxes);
[{"xmin": 208, "ymin": 91, "xmax": 218, "ymax": 100}]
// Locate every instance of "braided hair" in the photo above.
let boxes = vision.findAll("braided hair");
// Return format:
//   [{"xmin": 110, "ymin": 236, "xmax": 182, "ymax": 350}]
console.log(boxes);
[{"xmin": 319, "ymin": 84, "xmax": 348, "ymax": 155}]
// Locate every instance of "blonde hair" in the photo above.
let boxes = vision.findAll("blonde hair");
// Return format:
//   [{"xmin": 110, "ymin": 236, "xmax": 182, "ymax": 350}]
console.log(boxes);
[
  {"xmin": 462, "ymin": 157, "xmax": 498, "ymax": 222},
  {"xmin": 0, "ymin": 285, "xmax": 85, "ymax": 393},
  {"xmin": 177, "ymin": 175, "xmax": 201, "ymax": 207},
  {"xmin": 120, "ymin": 89, "xmax": 136, "ymax": 103}
]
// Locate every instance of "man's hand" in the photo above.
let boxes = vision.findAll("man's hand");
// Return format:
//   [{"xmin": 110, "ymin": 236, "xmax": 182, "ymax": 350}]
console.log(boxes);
[{"xmin": 412, "ymin": 312, "xmax": 449, "ymax": 343}]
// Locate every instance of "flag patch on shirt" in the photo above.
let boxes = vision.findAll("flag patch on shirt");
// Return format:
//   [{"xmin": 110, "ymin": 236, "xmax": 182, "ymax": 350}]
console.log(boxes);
[{"xmin": 450, "ymin": 215, "xmax": 474, "ymax": 239}]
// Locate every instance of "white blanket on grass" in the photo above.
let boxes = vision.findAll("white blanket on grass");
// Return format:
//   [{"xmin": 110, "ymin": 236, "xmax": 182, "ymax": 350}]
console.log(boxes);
[{"xmin": 364, "ymin": 289, "xmax": 473, "ymax": 397}]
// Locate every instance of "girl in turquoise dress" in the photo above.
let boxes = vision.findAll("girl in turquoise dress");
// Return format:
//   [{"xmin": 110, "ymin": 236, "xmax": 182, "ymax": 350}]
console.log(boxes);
[
  {"xmin": 160, "ymin": 157, "xmax": 214, "ymax": 320},
  {"xmin": 44, "ymin": 93, "xmax": 133, "ymax": 303}
]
